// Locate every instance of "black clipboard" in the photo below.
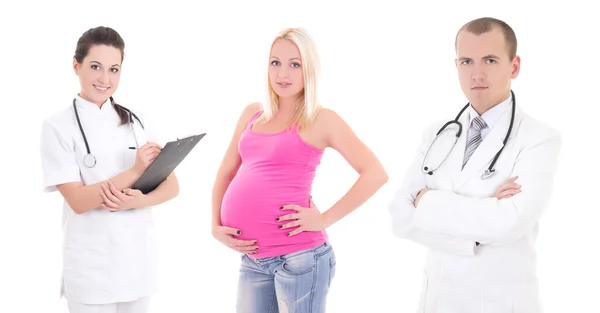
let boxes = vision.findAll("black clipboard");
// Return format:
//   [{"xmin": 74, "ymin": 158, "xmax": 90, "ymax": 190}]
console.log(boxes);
[{"xmin": 132, "ymin": 133, "xmax": 206, "ymax": 194}]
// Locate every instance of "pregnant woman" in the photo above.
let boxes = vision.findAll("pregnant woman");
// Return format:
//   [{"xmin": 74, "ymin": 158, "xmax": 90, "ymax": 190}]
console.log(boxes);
[{"xmin": 211, "ymin": 27, "xmax": 388, "ymax": 313}]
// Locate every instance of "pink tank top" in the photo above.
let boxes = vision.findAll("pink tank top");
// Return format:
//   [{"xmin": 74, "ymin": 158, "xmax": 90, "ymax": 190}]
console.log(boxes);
[{"xmin": 220, "ymin": 110, "xmax": 328, "ymax": 258}]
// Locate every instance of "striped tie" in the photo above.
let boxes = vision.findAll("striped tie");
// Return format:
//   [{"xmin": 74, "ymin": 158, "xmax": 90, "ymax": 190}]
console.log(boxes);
[{"xmin": 463, "ymin": 116, "xmax": 488, "ymax": 168}]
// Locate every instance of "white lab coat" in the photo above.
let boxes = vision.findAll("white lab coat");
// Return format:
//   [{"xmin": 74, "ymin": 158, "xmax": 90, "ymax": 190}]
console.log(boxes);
[
  {"xmin": 389, "ymin": 103, "xmax": 561, "ymax": 313},
  {"xmin": 40, "ymin": 95, "xmax": 160, "ymax": 305}
]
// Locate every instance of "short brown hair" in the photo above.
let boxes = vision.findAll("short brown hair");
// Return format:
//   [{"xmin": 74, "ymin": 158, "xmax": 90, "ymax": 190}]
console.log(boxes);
[{"xmin": 455, "ymin": 17, "xmax": 518, "ymax": 60}]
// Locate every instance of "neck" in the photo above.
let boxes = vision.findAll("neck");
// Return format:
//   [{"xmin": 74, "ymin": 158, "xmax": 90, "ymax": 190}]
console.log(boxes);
[
  {"xmin": 472, "ymin": 90, "xmax": 511, "ymax": 115},
  {"xmin": 79, "ymin": 92, "xmax": 107, "ymax": 109},
  {"xmin": 278, "ymin": 96, "xmax": 299, "ymax": 112}
]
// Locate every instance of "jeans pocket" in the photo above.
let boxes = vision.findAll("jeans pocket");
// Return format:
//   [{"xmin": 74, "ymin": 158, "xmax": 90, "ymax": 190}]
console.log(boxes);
[
  {"xmin": 328, "ymin": 254, "xmax": 336, "ymax": 287},
  {"xmin": 280, "ymin": 250, "xmax": 317, "ymax": 276}
]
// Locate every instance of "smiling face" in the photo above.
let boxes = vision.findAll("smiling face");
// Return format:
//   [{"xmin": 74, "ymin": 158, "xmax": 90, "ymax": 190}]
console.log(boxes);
[
  {"xmin": 73, "ymin": 44, "xmax": 122, "ymax": 106},
  {"xmin": 455, "ymin": 27, "xmax": 520, "ymax": 113},
  {"xmin": 268, "ymin": 39, "xmax": 305, "ymax": 101}
]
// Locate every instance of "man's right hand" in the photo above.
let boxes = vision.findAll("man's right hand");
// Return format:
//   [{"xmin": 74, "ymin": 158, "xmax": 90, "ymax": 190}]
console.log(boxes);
[
  {"xmin": 495, "ymin": 176, "xmax": 521, "ymax": 199},
  {"xmin": 212, "ymin": 225, "xmax": 259, "ymax": 254}
]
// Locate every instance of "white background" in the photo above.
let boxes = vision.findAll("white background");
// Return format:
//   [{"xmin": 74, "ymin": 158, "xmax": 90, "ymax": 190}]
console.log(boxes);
[{"xmin": 1, "ymin": 1, "xmax": 598, "ymax": 312}]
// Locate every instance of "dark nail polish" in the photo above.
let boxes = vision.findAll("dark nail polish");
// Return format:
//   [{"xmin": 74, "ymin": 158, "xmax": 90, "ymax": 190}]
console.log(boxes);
[
  {"xmin": 276, "ymin": 218, "xmax": 279, "ymax": 221},
  {"xmin": 278, "ymin": 225, "xmax": 282, "ymax": 229},
  {"xmin": 287, "ymin": 232, "xmax": 291, "ymax": 236},
  {"xmin": 280, "ymin": 206, "xmax": 283, "ymax": 209},
  {"xmin": 237, "ymin": 230, "xmax": 241, "ymax": 235}
]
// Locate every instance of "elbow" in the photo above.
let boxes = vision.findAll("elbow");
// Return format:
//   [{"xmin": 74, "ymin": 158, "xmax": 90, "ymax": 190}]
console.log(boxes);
[{"xmin": 365, "ymin": 163, "xmax": 389, "ymax": 189}]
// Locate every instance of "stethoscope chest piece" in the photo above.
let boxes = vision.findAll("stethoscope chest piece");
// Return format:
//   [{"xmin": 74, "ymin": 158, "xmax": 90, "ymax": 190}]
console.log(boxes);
[
  {"xmin": 83, "ymin": 154, "xmax": 97, "ymax": 168},
  {"xmin": 481, "ymin": 169, "xmax": 495, "ymax": 180}
]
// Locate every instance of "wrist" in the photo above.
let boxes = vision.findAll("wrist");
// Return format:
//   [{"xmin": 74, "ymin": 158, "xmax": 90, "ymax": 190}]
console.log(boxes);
[
  {"xmin": 321, "ymin": 210, "xmax": 336, "ymax": 230},
  {"xmin": 129, "ymin": 166, "xmax": 144, "ymax": 178}
]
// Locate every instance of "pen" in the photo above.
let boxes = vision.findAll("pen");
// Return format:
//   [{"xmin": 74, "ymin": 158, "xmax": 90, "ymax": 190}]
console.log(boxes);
[{"xmin": 129, "ymin": 147, "xmax": 136, "ymax": 150}]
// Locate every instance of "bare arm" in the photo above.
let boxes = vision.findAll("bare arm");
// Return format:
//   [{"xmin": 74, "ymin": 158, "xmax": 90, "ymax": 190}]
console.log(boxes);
[
  {"xmin": 139, "ymin": 172, "xmax": 179, "ymax": 207},
  {"xmin": 211, "ymin": 103, "xmax": 261, "ymax": 228},
  {"xmin": 319, "ymin": 109, "xmax": 389, "ymax": 227}
]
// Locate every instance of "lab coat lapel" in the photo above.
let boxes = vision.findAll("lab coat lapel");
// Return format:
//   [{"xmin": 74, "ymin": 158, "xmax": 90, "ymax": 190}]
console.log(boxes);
[{"xmin": 454, "ymin": 105, "xmax": 513, "ymax": 189}]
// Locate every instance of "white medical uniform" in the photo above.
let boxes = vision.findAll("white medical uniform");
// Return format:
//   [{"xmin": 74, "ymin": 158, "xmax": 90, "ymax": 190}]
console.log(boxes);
[
  {"xmin": 40, "ymin": 95, "xmax": 161, "ymax": 312},
  {"xmin": 389, "ymin": 94, "xmax": 562, "ymax": 313}
]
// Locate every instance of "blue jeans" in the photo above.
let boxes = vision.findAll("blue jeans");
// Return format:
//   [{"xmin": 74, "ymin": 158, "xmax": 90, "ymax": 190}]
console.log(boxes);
[{"xmin": 236, "ymin": 242, "xmax": 336, "ymax": 313}]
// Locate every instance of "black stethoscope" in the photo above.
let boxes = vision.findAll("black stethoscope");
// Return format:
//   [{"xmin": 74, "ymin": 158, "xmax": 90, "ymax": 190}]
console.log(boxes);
[
  {"xmin": 73, "ymin": 97, "xmax": 145, "ymax": 168},
  {"xmin": 422, "ymin": 90, "xmax": 516, "ymax": 179}
]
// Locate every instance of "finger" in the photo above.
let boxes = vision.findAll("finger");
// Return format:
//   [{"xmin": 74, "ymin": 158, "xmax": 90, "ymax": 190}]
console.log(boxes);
[
  {"xmin": 108, "ymin": 182, "xmax": 130, "ymax": 201},
  {"xmin": 279, "ymin": 220, "xmax": 301, "ymax": 230},
  {"xmin": 280, "ymin": 204, "xmax": 301, "ymax": 212},
  {"xmin": 497, "ymin": 189, "xmax": 521, "ymax": 199},
  {"xmin": 234, "ymin": 245, "xmax": 260, "ymax": 253},
  {"xmin": 496, "ymin": 187, "xmax": 520, "ymax": 198},
  {"xmin": 100, "ymin": 190, "xmax": 119, "ymax": 208},
  {"xmin": 276, "ymin": 213, "xmax": 300, "ymax": 222},
  {"xmin": 223, "ymin": 227, "xmax": 242, "ymax": 236},
  {"xmin": 228, "ymin": 238, "xmax": 258, "ymax": 247},
  {"xmin": 497, "ymin": 182, "xmax": 521, "ymax": 193},
  {"xmin": 507, "ymin": 176, "xmax": 519, "ymax": 183},
  {"xmin": 104, "ymin": 187, "xmax": 123, "ymax": 204},
  {"xmin": 287, "ymin": 227, "xmax": 304, "ymax": 237}
]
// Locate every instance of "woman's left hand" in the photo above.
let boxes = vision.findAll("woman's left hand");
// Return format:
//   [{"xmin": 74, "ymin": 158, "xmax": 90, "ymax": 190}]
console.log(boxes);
[
  {"xmin": 100, "ymin": 181, "xmax": 146, "ymax": 212},
  {"xmin": 277, "ymin": 197, "xmax": 326, "ymax": 236}
]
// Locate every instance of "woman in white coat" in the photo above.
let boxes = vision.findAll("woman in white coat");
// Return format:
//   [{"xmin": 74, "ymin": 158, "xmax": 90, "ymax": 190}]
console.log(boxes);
[
  {"xmin": 388, "ymin": 18, "xmax": 561, "ymax": 313},
  {"xmin": 40, "ymin": 26, "xmax": 179, "ymax": 313}
]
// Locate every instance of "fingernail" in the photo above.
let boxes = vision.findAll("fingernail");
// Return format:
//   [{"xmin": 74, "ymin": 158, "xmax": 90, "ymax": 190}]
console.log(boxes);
[
  {"xmin": 275, "ymin": 218, "xmax": 279, "ymax": 221},
  {"xmin": 278, "ymin": 225, "xmax": 282, "ymax": 229},
  {"xmin": 280, "ymin": 206, "xmax": 283, "ymax": 210},
  {"xmin": 237, "ymin": 230, "xmax": 241, "ymax": 235},
  {"xmin": 287, "ymin": 232, "xmax": 291, "ymax": 236}
]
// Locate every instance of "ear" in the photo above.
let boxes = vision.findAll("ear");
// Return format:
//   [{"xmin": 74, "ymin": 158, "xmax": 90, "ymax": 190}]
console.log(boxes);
[
  {"xmin": 454, "ymin": 58, "xmax": 459, "ymax": 68},
  {"xmin": 73, "ymin": 59, "xmax": 79, "ymax": 75},
  {"xmin": 511, "ymin": 55, "xmax": 521, "ymax": 79}
]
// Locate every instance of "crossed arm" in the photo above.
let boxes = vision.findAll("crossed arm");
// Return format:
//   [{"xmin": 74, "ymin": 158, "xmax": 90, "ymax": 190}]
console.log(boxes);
[{"xmin": 388, "ymin": 126, "xmax": 561, "ymax": 255}]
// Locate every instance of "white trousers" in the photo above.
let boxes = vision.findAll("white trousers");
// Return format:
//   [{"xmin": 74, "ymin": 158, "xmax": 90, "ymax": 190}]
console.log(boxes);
[{"xmin": 67, "ymin": 297, "xmax": 151, "ymax": 313}]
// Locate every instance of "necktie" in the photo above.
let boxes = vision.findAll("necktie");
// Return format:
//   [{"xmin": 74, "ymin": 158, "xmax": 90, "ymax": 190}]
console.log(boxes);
[{"xmin": 463, "ymin": 116, "xmax": 488, "ymax": 168}]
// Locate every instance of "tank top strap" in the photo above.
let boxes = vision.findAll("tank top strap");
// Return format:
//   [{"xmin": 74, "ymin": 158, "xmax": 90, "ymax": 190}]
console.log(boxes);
[{"xmin": 246, "ymin": 110, "xmax": 264, "ymax": 129}]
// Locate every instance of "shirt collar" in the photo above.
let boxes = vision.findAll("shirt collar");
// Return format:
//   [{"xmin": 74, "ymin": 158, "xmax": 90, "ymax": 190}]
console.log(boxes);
[
  {"xmin": 467, "ymin": 93, "xmax": 512, "ymax": 130},
  {"xmin": 74, "ymin": 94, "xmax": 113, "ymax": 113}
]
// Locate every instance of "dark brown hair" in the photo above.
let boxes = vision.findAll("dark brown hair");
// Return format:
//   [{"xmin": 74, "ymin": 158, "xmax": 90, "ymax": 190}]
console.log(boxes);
[
  {"xmin": 74, "ymin": 26, "xmax": 130, "ymax": 125},
  {"xmin": 455, "ymin": 17, "xmax": 518, "ymax": 60}
]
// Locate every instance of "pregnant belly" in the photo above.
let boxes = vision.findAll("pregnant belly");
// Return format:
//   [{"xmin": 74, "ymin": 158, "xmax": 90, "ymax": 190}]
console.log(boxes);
[{"xmin": 219, "ymin": 178, "xmax": 320, "ymax": 254}]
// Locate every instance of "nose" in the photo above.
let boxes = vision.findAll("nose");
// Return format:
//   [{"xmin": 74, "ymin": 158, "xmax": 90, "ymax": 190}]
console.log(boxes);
[
  {"xmin": 277, "ymin": 66, "xmax": 288, "ymax": 79},
  {"xmin": 98, "ymin": 69, "xmax": 109, "ymax": 84},
  {"xmin": 471, "ymin": 63, "xmax": 487, "ymax": 81}
]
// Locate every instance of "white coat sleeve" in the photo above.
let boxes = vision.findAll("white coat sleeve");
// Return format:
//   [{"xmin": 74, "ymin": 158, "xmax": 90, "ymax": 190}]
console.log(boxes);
[
  {"xmin": 412, "ymin": 130, "xmax": 562, "ymax": 244},
  {"xmin": 40, "ymin": 120, "xmax": 82, "ymax": 193},
  {"xmin": 388, "ymin": 124, "xmax": 477, "ymax": 256}
]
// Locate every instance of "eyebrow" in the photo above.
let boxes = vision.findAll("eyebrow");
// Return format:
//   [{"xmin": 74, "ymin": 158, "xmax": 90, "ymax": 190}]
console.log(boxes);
[
  {"xmin": 458, "ymin": 54, "xmax": 501, "ymax": 61},
  {"xmin": 270, "ymin": 56, "xmax": 302, "ymax": 62},
  {"xmin": 90, "ymin": 60, "xmax": 120, "ymax": 67}
]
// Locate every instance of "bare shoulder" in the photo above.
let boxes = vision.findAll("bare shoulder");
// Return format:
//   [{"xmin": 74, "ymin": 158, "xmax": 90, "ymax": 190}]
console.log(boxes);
[
  {"xmin": 236, "ymin": 102, "xmax": 262, "ymax": 127},
  {"xmin": 313, "ymin": 108, "xmax": 347, "ymax": 128}
]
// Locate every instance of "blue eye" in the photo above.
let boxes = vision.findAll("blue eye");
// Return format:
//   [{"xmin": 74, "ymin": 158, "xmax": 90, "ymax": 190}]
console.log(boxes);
[
  {"xmin": 291, "ymin": 62, "xmax": 301, "ymax": 68},
  {"xmin": 271, "ymin": 60, "xmax": 280, "ymax": 66},
  {"xmin": 486, "ymin": 59, "xmax": 496, "ymax": 64}
]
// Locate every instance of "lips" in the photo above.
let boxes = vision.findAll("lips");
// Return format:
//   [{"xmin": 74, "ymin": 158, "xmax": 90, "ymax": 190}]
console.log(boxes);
[
  {"xmin": 94, "ymin": 84, "xmax": 110, "ymax": 93},
  {"xmin": 277, "ymin": 82, "xmax": 291, "ymax": 88}
]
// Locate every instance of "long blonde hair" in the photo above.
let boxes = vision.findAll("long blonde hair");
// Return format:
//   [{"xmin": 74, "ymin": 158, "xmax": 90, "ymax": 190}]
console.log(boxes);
[{"xmin": 256, "ymin": 27, "xmax": 322, "ymax": 131}]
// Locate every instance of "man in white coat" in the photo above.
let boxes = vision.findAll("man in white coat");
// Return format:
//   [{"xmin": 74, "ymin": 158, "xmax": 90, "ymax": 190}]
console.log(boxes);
[{"xmin": 388, "ymin": 17, "xmax": 561, "ymax": 313}]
